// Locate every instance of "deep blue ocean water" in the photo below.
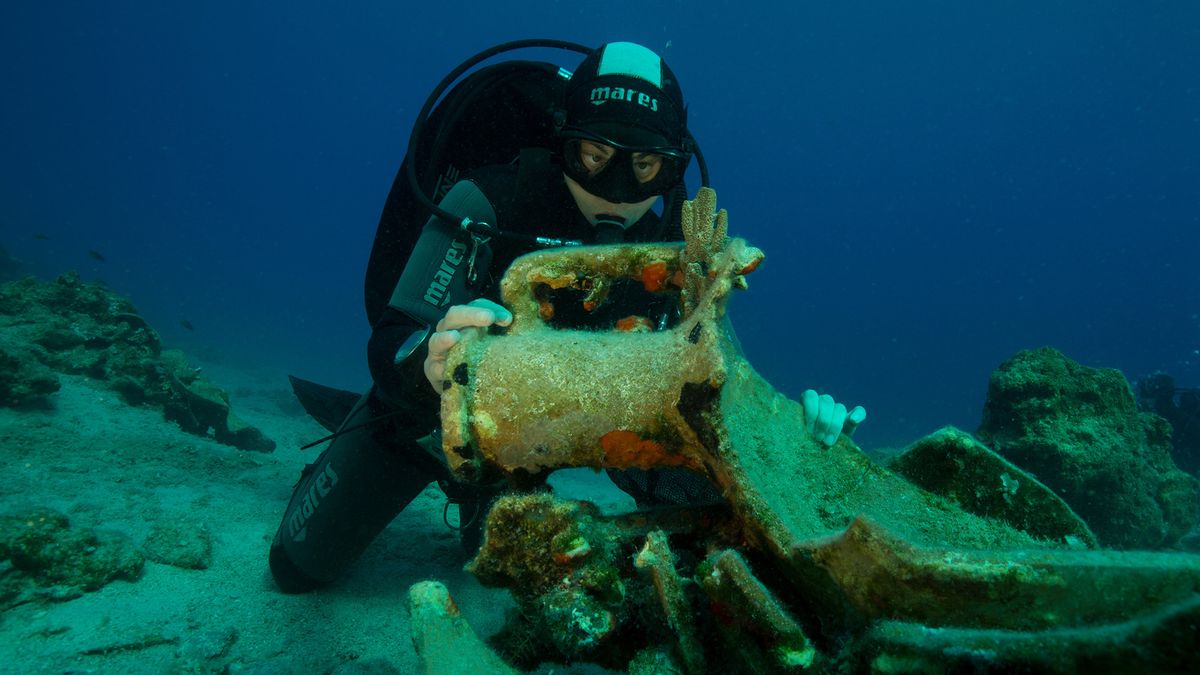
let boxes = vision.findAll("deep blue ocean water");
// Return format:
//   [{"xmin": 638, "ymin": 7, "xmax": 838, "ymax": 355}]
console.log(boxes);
[{"xmin": 2, "ymin": 2, "xmax": 1197, "ymax": 449}]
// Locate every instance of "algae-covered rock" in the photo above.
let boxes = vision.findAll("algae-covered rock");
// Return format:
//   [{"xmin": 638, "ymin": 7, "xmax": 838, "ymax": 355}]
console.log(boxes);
[
  {"xmin": 0, "ymin": 274, "xmax": 275, "ymax": 451},
  {"xmin": 163, "ymin": 374, "xmax": 275, "ymax": 453},
  {"xmin": 0, "ymin": 333, "xmax": 60, "ymax": 406},
  {"xmin": 219, "ymin": 411, "xmax": 275, "ymax": 453},
  {"xmin": 1137, "ymin": 372, "xmax": 1200, "ymax": 477},
  {"xmin": 142, "ymin": 519, "xmax": 213, "ymax": 570},
  {"xmin": 889, "ymin": 426, "xmax": 1098, "ymax": 548},
  {"xmin": 977, "ymin": 347, "xmax": 1200, "ymax": 549},
  {"xmin": 0, "ymin": 508, "xmax": 143, "ymax": 599}
]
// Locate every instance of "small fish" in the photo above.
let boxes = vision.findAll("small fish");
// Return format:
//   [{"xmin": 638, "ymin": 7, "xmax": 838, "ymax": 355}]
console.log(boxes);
[
  {"xmin": 88, "ymin": 250, "xmax": 106, "ymax": 262},
  {"xmin": 179, "ymin": 319, "xmax": 195, "ymax": 331},
  {"xmin": 33, "ymin": 233, "xmax": 51, "ymax": 240}
]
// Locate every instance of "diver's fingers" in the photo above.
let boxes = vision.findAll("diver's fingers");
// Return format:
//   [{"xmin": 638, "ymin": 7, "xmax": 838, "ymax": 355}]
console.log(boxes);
[
  {"xmin": 427, "ymin": 329, "xmax": 462, "ymax": 360},
  {"xmin": 437, "ymin": 300, "xmax": 513, "ymax": 332},
  {"xmin": 423, "ymin": 329, "xmax": 461, "ymax": 391},
  {"xmin": 844, "ymin": 406, "xmax": 867, "ymax": 437},
  {"xmin": 466, "ymin": 298, "xmax": 513, "ymax": 325},
  {"xmin": 802, "ymin": 390, "xmax": 820, "ymax": 433},
  {"xmin": 437, "ymin": 305, "xmax": 494, "ymax": 332},
  {"xmin": 824, "ymin": 402, "xmax": 847, "ymax": 447},
  {"xmin": 815, "ymin": 394, "xmax": 836, "ymax": 442},
  {"xmin": 425, "ymin": 325, "xmax": 489, "ymax": 392}
]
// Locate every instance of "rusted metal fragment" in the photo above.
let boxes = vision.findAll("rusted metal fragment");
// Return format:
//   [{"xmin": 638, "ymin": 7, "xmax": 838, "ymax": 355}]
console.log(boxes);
[
  {"xmin": 856, "ymin": 594, "xmax": 1200, "ymax": 674},
  {"xmin": 697, "ymin": 549, "xmax": 819, "ymax": 672},
  {"xmin": 701, "ymin": 355, "xmax": 1061, "ymax": 623},
  {"xmin": 633, "ymin": 530, "xmax": 706, "ymax": 674},
  {"xmin": 798, "ymin": 515, "xmax": 1200, "ymax": 631},
  {"xmin": 407, "ymin": 580, "xmax": 517, "ymax": 675}
]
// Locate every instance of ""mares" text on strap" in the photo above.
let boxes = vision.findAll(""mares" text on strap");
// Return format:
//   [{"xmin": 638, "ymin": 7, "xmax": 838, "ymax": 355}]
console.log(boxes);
[{"xmin": 423, "ymin": 239, "xmax": 468, "ymax": 309}]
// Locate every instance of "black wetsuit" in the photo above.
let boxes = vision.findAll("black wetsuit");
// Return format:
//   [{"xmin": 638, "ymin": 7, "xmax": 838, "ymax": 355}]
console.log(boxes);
[
  {"xmin": 366, "ymin": 155, "xmax": 680, "ymax": 415},
  {"xmin": 268, "ymin": 151, "xmax": 687, "ymax": 593}
]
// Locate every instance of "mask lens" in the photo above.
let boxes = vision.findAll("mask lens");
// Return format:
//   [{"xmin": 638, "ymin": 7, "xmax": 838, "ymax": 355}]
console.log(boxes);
[
  {"xmin": 563, "ymin": 137, "xmax": 685, "ymax": 203},
  {"xmin": 575, "ymin": 139, "xmax": 616, "ymax": 175},
  {"xmin": 631, "ymin": 153, "xmax": 664, "ymax": 184}
]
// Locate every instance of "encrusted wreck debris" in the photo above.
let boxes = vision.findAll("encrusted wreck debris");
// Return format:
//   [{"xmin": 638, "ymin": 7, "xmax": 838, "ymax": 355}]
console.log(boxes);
[
  {"xmin": 410, "ymin": 188, "xmax": 1200, "ymax": 673},
  {"xmin": 439, "ymin": 186, "xmax": 762, "ymax": 480}
]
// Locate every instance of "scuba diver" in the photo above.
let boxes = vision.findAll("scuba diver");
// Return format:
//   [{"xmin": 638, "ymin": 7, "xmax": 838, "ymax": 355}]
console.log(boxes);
[{"xmin": 268, "ymin": 40, "xmax": 867, "ymax": 594}]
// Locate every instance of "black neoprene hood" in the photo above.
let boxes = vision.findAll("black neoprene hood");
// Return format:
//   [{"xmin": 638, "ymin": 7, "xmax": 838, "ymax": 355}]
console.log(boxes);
[{"xmin": 562, "ymin": 42, "xmax": 688, "ymax": 152}]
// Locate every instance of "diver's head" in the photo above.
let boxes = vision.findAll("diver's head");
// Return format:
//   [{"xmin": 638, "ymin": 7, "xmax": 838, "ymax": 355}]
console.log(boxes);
[{"xmin": 558, "ymin": 42, "xmax": 691, "ymax": 224}]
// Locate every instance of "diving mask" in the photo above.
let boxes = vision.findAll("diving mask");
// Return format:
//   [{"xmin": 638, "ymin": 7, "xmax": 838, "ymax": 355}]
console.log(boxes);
[{"xmin": 560, "ymin": 126, "xmax": 689, "ymax": 204}]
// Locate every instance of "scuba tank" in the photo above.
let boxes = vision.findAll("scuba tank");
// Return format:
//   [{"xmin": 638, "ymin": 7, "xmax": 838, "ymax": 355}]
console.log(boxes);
[{"xmin": 386, "ymin": 181, "xmax": 496, "ymax": 325}]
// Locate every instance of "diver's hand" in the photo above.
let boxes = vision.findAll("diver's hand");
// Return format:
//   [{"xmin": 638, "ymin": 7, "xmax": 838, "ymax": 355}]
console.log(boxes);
[
  {"xmin": 424, "ymin": 299, "xmax": 513, "ymax": 392},
  {"xmin": 802, "ymin": 390, "xmax": 867, "ymax": 447}
]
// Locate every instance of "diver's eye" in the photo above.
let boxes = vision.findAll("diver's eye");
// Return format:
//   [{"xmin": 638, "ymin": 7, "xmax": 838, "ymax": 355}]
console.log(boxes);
[
  {"xmin": 579, "ymin": 140, "xmax": 615, "ymax": 174},
  {"xmin": 631, "ymin": 153, "xmax": 664, "ymax": 183}
]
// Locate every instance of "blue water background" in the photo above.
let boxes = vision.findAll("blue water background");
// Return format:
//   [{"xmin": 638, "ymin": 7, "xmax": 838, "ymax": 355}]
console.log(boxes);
[{"xmin": 2, "ymin": 2, "xmax": 1197, "ymax": 449}]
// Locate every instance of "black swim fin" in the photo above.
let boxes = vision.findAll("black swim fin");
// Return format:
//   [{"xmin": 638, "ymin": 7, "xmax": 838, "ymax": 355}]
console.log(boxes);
[{"xmin": 287, "ymin": 375, "xmax": 361, "ymax": 433}]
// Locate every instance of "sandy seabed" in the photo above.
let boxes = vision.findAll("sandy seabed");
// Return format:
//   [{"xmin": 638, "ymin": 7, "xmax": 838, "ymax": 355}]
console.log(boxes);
[{"xmin": 0, "ymin": 360, "xmax": 629, "ymax": 674}]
